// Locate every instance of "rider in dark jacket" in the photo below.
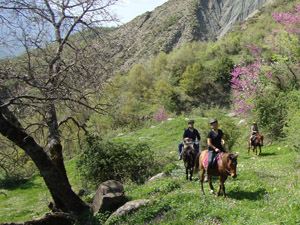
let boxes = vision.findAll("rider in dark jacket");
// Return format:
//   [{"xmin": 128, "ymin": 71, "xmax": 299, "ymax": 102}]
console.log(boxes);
[{"xmin": 178, "ymin": 120, "xmax": 201, "ymax": 160}]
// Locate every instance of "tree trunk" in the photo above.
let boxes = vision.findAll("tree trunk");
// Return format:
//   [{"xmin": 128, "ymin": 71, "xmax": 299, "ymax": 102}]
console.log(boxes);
[{"xmin": 0, "ymin": 110, "xmax": 90, "ymax": 215}]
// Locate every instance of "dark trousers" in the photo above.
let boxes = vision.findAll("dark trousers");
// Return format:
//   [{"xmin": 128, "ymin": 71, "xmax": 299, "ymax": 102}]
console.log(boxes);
[{"xmin": 208, "ymin": 151, "xmax": 217, "ymax": 169}]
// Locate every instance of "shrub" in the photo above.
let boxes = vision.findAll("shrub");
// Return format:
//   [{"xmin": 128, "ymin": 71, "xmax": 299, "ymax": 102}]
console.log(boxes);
[
  {"xmin": 283, "ymin": 90, "xmax": 300, "ymax": 152},
  {"xmin": 252, "ymin": 91, "xmax": 287, "ymax": 139},
  {"xmin": 77, "ymin": 135, "xmax": 158, "ymax": 186},
  {"xmin": 219, "ymin": 117, "xmax": 240, "ymax": 152}
]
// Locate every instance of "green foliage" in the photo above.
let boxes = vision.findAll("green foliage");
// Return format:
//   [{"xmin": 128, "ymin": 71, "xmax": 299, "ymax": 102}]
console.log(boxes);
[
  {"xmin": 283, "ymin": 90, "xmax": 300, "ymax": 152},
  {"xmin": 77, "ymin": 135, "xmax": 158, "ymax": 185},
  {"xmin": 219, "ymin": 117, "xmax": 240, "ymax": 152},
  {"xmin": 252, "ymin": 91, "xmax": 287, "ymax": 139},
  {"xmin": 180, "ymin": 62, "xmax": 205, "ymax": 97}
]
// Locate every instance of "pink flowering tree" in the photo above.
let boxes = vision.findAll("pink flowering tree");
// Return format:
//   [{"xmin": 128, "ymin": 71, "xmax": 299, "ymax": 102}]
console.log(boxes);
[
  {"xmin": 230, "ymin": 45, "xmax": 263, "ymax": 115},
  {"xmin": 153, "ymin": 106, "xmax": 168, "ymax": 122},
  {"xmin": 231, "ymin": 4, "xmax": 300, "ymax": 115}
]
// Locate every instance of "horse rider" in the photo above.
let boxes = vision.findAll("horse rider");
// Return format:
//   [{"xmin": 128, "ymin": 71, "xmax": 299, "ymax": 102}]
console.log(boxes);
[
  {"xmin": 207, "ymin": 118, "xmax": 226, "ymax": 176},
  {"xmin": 178, "ymin": 120, "xmax": 201, "ymax": 160},
  {"xmin": 249, "ymin": 122, "xmax": 259, "ymax": 148}
]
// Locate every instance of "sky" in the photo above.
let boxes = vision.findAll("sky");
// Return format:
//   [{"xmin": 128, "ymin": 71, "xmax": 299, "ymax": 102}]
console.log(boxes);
[{"xmin": 112, "ymin": 0, "xmax": 168, "ymax": 24}]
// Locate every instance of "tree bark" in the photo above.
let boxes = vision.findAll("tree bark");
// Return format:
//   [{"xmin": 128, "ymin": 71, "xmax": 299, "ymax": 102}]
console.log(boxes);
[{"xmin": 0, "ymin": 109, "xmax": 90, "ymax": 215}]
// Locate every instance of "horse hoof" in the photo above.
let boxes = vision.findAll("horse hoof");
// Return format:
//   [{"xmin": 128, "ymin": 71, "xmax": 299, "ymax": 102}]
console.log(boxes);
[{"xmin": 210, "ymin": 190, "xmax": 214, "ymax": 195}]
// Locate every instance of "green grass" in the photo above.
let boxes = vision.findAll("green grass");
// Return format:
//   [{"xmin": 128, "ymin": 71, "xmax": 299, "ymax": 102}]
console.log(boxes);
[
  {"xmin": 111, "ymin": 144, "xmax": 300, "ymax": 224},
  {"xmin": 1, "ymin": 117, "xmax": 300, "ymax": 224},
  {"xmin": 0, "ymin": 158, "xmax": 83, "ymax": 223}
]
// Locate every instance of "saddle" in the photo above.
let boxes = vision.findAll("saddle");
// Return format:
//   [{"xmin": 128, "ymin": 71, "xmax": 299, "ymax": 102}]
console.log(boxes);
[
  {"xmin": 251, "ymin": 136, "xmax": 257, "ymax": 145},
  {"xmin": 203, "ymin": 152, "xmax": 222, "ymax": 168}
]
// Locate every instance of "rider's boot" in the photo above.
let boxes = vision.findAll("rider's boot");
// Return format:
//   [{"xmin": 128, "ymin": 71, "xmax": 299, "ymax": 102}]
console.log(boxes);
[{"xmin": 178, "ymin": 154, "xmax": 182, "ymax": 160}]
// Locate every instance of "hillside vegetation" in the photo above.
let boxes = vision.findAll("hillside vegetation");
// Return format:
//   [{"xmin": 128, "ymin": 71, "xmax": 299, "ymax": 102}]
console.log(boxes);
[
  {"xmin": 1, "ymin": 116, "xmax": 299, "ymax": 224},
  {"xmin": 1, "ymin": 0, "xmax": 300, "ymax": 223}
]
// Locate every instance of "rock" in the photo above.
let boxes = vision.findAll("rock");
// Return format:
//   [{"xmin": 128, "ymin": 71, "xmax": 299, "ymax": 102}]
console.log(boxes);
[
  {"xmin": 92, "ymin": 180, "xmax": 125, "ymax": 213},
  {"xmin": 228, "ymin": 112, "xmax": 236, "ymax": 118},
  {"xmin": 238, "ymin": 119, "xmax": 247, "ymax": 125},
  {"xmin": 117, "ymin": 133, "xmax": 124, "ymax": 137},
  {"xmin": 107, "ymin": 199, "xmax": 150, "ymax": 220},
  {"xmin": 147, "ymin": 172, "xmax": 167, "ymax": 183},
  {"xmin": 151, "ymin": 125, "xmax": 156, "ymax": 128},
  {"xmin": 167, "ymin": 118, "xmax": 174, "ymax": 121},
  {"xmin": 1, "ymin": 212, "xmax": 74, "ymax": 225},
  {"xmin": 92, "ymin": 0, "xmax": 274, "ymax": 74}
]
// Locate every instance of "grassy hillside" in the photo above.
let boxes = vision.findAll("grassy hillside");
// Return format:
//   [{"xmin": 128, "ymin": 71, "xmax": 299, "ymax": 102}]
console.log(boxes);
[{"xmin": 1, "ymin": 116, "xmax": 300, "ymax": 224}]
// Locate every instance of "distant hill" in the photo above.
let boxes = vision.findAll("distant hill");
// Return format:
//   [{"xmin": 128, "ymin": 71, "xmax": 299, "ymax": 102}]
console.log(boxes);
[{"xmin": 97, "ymin": 0, "xmax": 273, "ymax": 73}]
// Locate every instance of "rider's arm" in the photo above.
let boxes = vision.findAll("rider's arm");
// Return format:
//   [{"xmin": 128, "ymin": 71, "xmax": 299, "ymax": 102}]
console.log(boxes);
[
  {"xmin": 207, "ymin": 138, "xmax": 219, "ymax": 152},
  {"xmin": 222, "ymin": 135, "xmax": 226, "ymax": 151},
  {"xmin": 196, "ymin": 130, "xmax": 201, "ymax": 142}
]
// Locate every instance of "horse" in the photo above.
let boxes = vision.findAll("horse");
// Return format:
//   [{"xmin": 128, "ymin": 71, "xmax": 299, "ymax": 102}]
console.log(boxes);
[
  {"xmin": 248, "ymin": 133, "xmax": 264, "ymax": 156},
  {"xmin": 195, "ymin": 150, "xmax": 238, "ymax": 199},
  {"xmin": 181, "ymin": 140, "xmax": 197, "ymax": 181}
]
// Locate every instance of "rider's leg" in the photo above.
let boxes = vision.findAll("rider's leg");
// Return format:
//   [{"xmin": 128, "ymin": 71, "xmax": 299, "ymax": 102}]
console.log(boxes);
[
  {"xmin": 178, "ymin": 142, "xmax": 183, "ymax": 160},
  {"xmin": 207, "ymin": 150, "xmax": 215, "ymax": 175},
  {"xmin": 194, "ymin": 142, "xmax": 199, "ymax": 155}
]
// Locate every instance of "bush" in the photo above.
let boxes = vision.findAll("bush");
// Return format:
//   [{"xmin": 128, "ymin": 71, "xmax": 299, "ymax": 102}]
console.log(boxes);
[
  {"xmin": 77, "ymin": 135, "xmax": 159, "ymax": 186},
  {"xmin": 219, "ymin": 117, "xmax": 240, "ymax": 152},
  {"xmin": 252, "ymin": 91, "xmax": 287, "ymax": 139},
  {"xmin": 283, "ymin": 90, "xmax": 300, "ymax": 152}
]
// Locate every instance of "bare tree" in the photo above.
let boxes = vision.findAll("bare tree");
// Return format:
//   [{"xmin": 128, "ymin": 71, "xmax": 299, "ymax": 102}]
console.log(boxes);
[{"xmin": 0, "ymin": 0, "xmax": 120, "ymax": 217}]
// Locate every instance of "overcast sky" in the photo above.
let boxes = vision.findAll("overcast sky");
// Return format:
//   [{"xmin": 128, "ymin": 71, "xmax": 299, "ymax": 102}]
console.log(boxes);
[{"xmin": 113, "ymin": 0, "xmax": 168, "ymax": 24}]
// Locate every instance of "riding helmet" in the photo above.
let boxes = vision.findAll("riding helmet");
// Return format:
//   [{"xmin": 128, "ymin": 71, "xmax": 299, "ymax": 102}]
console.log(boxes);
[
  {"xmin": 210, "ymin": 118, "xmax": 218, "ymax": 124},
  {"xmin": 188, "ymin": 120, "xmax": 194, "ymax": 124}
]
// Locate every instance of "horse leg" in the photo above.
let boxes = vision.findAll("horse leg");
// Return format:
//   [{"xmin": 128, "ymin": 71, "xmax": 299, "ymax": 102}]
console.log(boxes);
[
  {"xmin": 208, "ymin": 174, "xmax": 214, "ymax": 194},
  {"xmin": 200, "ymin": 168, "xmax": 205, "ymax": 195},
  {"xmin": 217, "ymin": 176, "xmax": 228, "ymax": 199},
  {"xmin": 190, "ymin": 167, "xmax": 193, "ymax": 181},
  {"xmin": 248, "ymin": 141, "xmax": 251, "ymax": 155},
  {"xmin": 259, "ymin": 145, "xmax": 261, "ymax": 156},
  {"xmin": 253, "ymin": 145, "xmax": 257, "ymax": 156},
  {"xmin": 186, "ymin": 167, "xmax": 188, "ymax": 181}
]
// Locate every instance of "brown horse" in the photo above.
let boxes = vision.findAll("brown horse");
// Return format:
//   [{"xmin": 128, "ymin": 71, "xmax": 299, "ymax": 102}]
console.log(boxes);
[
  {"xmin": 248, "ymin": 133, "xmax": 264, "ymax": 156},
  {"xmin": 195, "ymin": 150, "xmax": 238, "ymax": 199},
  {"xmin": 182, "ymin": 141, "xmax": 196, "ymax": 181}
]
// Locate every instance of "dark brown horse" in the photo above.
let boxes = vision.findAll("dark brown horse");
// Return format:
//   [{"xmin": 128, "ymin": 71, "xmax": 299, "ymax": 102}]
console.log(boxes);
[
  {"xmin": 182, "ymin": 141, "xmax": 196, "ymax": 181},
  {"xmin": 248, "ymin": 133, "xmax": 264, "ymax": 156},
  {"xmin": 195, "ymin": 150, "xmax": 238, "ymax": 199}
]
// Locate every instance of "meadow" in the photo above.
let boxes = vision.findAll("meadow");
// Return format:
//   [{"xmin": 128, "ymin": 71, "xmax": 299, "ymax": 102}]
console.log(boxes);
[{"xmin": 0, "ymin": 117, "xmax": 300, "ymax": 224}]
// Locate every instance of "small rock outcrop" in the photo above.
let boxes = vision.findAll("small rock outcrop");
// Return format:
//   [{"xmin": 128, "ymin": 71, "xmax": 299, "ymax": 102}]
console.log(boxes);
[
  {"xmin": 108, "ymin": 199, "xmax": 150, "ymax": 220},
  {"xmin": 1, "ymin": 212, "xmax": 74, "ymax": 225},
  {"xmin": 147, "ymin": 172, "xmax": 167, "ymax": 183},
  {"xmin": 92, "ymin": 180, "xmax": 125, "ymax": 213}
]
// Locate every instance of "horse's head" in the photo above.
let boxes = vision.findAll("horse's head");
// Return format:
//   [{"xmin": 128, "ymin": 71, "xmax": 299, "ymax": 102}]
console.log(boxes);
[
  {"xmin": 226, "ymin": 153, "xmax": 238, "ymax": 178},
  {"xmin": 257, "ymin": 134, "xmax": 264, "ymax": 146},
  {"xmin": 183, "ymin": 142, "xmax": 194, "ymax": 154},
  {"xmin": 182, "ymin": 143, "xmax": 195, "ymax": 159}
]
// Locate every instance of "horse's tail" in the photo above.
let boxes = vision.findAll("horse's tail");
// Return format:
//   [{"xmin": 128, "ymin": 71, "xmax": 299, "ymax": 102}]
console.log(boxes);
[{"xmin": 194, "ymin": 152, "xmax": 201, "ymax": 172}]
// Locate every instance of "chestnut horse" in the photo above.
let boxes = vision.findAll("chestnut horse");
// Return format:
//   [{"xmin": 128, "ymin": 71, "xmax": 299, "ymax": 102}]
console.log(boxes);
[
  {"xmin": 182, "ymin": 141, "xmax": 196, "ymax": 181},
  {"xmin": 248, "ymin": 133, "xmax": 264, "ymax": 156},
  {"xmin": 195, "ymin": 150, "xmax": 238, "ymax": 199}
]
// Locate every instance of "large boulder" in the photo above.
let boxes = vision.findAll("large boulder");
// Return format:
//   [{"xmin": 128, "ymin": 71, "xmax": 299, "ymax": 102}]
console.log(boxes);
[
  {"xmin": 92, "ymin": 180, "xmax": 125, "ymax": 213},
  {"xmin": 107, "ymin": 199, "xmax": 150, "ymax": 221}
]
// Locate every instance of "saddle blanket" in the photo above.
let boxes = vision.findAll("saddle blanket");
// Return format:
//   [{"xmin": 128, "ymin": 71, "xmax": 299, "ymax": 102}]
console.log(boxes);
[
  {"xmin": 251, "ymin": 136, "xmax": 257, "ymax": 146},
  {"xmin": 203, "ymin": 152, "xmax": 223, "ymax": 168}
]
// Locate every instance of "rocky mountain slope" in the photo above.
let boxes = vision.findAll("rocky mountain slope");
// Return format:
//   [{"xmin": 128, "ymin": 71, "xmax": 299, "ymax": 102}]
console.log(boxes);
[{"xmin": 99, "ymin": 0, "xmax": 273, "ymax": 73}]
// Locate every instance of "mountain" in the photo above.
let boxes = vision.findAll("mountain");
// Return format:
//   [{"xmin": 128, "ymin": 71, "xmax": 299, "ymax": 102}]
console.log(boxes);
[{"xmin": 98, "ymin": 0, "xmax": 273, "ymax": 73}]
